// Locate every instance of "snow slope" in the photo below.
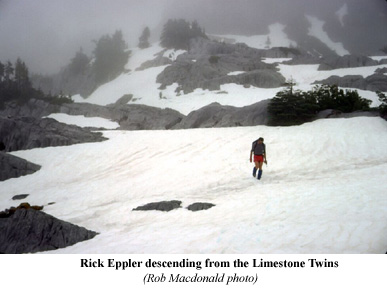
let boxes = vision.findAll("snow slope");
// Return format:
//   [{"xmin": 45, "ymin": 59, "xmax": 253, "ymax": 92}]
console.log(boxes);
[
  {"xmin": 306, "ymin": 15, "xmax": 350, "ymax": 56},
  {"xmin": 1, "ymin": 117, "xmax": 386, "ymax": 254}
]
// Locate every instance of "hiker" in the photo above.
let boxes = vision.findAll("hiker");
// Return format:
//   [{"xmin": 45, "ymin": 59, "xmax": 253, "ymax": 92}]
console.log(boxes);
[{"xmin": 250, "ymin": 137, "xmax": 267, "ymax": 180}]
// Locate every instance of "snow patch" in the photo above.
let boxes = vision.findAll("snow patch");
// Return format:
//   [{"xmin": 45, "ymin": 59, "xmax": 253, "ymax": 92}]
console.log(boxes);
[
  {"xmin": 45, "ymin": 113, "xmax": 119, "ymax": 129},
  {"xmin": 212, "ymin": 23, "xmax": 297, "ymax": 50},
  {"xmin": 262, "ymin": 58, "xmax": 292, "ymax": 64},
  {"xmin": 163, "ymin": 49, "xmax": 186, "ymax": 61},
  {"xmin": 227, "ymin": 71, "xmax": 245, "ymax": 76},
  {"xmin": 306, "ymin": 15, "xmax": 349, "ymax": 56}
]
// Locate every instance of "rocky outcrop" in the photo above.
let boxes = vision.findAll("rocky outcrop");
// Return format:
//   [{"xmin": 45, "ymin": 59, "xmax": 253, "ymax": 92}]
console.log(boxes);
[
  {"xmin": 0, "ymin": 98, "xmax": 61, "ymax": 119},
  {"xmin": 0, "ymin": 99, "xmax": 185, "ymax": 131},
  {"xmin": 156, "ymin": 38, "xmax": 286, "ymax": 94},
  {"xmin": 133, "ymin": 200, "xmax": 182, "ymax": 212},
  {"xmin": 0, "ymin": 116, "xmax": 107, "ymax": 152},
  {"xmin": 135, "ymin": 52, "xmax": 172, "ymax": 71},
  {"xmin": 314, "ymin": 73, "xmax": 387, "ymax": 92},
  {"xmin": 109, "ymin": 104, "xmax": 184, "ymax": 130},
  {"xmin": 174, "ymin": 99, "xmax": 270, "ymax": 129},
  {"xmin": 61, "ymin": 102, "xmax": 184, "ymax": 130},
  {"xmin": 0, "ymin": 152, "xmax": 41, "ymax": 181},
  {"xmin": 0, "ymin": 204, "xmax": 98, "ymax": 254},
  {"xmin": 318, "ymin": 55, "xmax": 379, "ymax": 70}
]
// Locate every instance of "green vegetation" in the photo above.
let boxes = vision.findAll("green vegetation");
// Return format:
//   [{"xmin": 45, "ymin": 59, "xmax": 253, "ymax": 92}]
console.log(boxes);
[
  {"xmin": 376, "ymin": 91, "xmax": 387, "ymax": 119},
  {"xmin": 93, "ymin": 30, "xmax": 130, "ymax": 84},
  {"xmin": 0, "ymin": 58, "xmax": 72, "ymax": 110},
  {"xmin": 268, "ymin": 81, "xmax": 372, "ymax": 126},
  {"xmin": 209, "ymin": 55, "xmax": 220, "ymax": 64},
  {"xmin": 160, "ymin": 19, "xmax": 207, "ymax": 50},
  {"xmin": 138, "ymin": 27, "xmax": 151, "ymax": 49}
]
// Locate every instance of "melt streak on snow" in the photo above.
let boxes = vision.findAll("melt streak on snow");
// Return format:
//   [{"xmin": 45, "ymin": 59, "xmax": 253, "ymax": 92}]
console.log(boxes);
[{"xmin": 1, "ymin": 117, "xmax": 386, "ymax": 254}]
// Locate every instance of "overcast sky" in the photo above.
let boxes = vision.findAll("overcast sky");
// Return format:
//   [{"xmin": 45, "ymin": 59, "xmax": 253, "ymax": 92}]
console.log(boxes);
[
  {"xmin": 0, "ymin": 0, "xmax": 170, "ymax": 74},
  {"xmin": 0, "ymin": 0, "xmax": 386, "ymax": 75}
]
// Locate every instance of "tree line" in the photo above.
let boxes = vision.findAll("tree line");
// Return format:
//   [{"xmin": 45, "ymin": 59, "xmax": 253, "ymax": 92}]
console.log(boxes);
[{"xmin": 0, "ymin": 58, "xmax": 73, "ymax": 110}]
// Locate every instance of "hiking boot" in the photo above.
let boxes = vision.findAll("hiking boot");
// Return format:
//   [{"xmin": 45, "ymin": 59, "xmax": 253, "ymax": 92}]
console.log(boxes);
[{"xmin": 257, "ymin": 169, "xmax": 263, "ymax": 180}]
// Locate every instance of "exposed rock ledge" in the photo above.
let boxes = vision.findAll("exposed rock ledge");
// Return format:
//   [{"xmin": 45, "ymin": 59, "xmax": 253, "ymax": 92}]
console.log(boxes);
[
  {"xmin": 0, "ymin": 115, "xmax": 107, "ymax": 152},
  {"xmin": 0, "ymin": 203, "xmax": 98, "ymax": 254},
  {"xmin": 0, "ymin": 152, "xmax": 41, "ymax": 181}
]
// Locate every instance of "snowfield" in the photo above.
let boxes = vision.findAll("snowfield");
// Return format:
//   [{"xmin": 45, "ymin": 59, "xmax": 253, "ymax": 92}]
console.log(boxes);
[
  {"xmin": 1, "ymin": 36, "xmax": 387, "ymax": 255},
  {"xmin": 1, "ymin": 116, "xmax": 386, "ymax": 254}
]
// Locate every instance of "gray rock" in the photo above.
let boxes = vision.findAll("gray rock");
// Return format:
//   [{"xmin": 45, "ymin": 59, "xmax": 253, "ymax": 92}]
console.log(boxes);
[
  {"xmin": 61, "ymin": 102, "xmax": 185, "ymax": 130},
  {"xmin": 0, "ymin": 152, "xmax": 41, "ymax": 181},
  {"xmin": 0, "ymin": 98, "xmax": 60, "ymax": 119},
  {"xmin": 174, "ymin": 99, "xmax": 270, "ymax": 129},
  {"xmin": 156, "ymin": 38, "xmax": 285, "ymax": 94},
  {"xmin": 379, "ymin": 59, "xmax": 387, "ymax": 65},
  {"xmin": 187, "ymin": 203, "xmax": 215, "ymax": 212},
  {"xmin": 133, "ymin": 200, "xmax": 182, "ymax": 212},
  {"xmin": 283, "ymin": 55, "xmax": 322, "ymax": 65},
  {"xmin": 375, "ymin": 67, "xmax": 387, "ymax": 74},
  {"xmin": 0, "ymin": 207, "xmax": 98, "ymax": 254},
  {"xmin": 318, "ymin": 55, "xmax": 378, "ymax": 70},
  {"xmin": 136, "ymin": 56, "xmax": 172, "ymax": 71},
  {"xmin": 314, "ymin": 109, "xmax": 379, "ymax": 120},
  {"xmin": 12, "ymin": 194, "xmax": 29, "ymax": 200},
  {"xmin": 365, "ymin": 74, "xmax": 387, "ymax": 92},
  {"xmin": 109, "ymin": 104, "xmax": 184, "ymax": 130},
  {"xmin": 314, "ymin": 73, "xmax": 387, "ymax": 92},
  {"xmin": 0, "ymin": 116, "xmax": 107, "ymax": 152}
]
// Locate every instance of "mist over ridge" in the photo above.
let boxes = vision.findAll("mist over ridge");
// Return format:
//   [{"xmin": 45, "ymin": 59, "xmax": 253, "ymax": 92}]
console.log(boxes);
[{"xmin": 0, "ymin": 0, "xmax": 386, "ymax": 75}]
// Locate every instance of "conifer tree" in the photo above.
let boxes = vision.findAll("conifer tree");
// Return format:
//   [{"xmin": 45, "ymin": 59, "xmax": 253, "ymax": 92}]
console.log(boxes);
[
  {"xmin": 93, "ymin": 30, "xmax": 130, "ymax": 84},
  {"xmin": 160, "ymin": 19, "xmax": 207, "ymax": 50},
  {"xmin": 0, "ymin": 61, "xmax": 4, "ymax": 82},
  {"xmin": 138, "ymin": 27, "xmax": 150, "ymax": 49},
  {"xmin": 69, "ymin": 47, "xmax": 90, "ymax": 75},
  {"xmin": 14, "ymin": 58, "xmax": 30, "ymax": 90}
]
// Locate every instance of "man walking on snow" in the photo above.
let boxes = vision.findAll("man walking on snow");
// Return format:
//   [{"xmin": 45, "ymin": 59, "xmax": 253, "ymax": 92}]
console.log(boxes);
[{"xmin": 250, "ymin": 137, "xmax": 267, "ymax": 180}]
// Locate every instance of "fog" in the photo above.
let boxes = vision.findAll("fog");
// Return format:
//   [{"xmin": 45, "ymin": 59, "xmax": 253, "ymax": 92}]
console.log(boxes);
[
  {"xmin": 0, "ymin": 0, "xmax": 167, "ymax": 74},
  {"xmin": 0, "ymin": 0, "xmax": 386, "ymax": 75}
]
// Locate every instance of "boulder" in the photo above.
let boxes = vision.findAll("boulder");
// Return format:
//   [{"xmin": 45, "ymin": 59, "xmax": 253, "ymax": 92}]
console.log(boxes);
[
  {"xmin": 187, "ymin": 203, "xmax": 215, "ymax": 212},
  {"xmin": 0, "ymin": 204, "xmax": 98, "ymax": 254},
  {"xmin": 0, "ymin": 152, "xmax": 41, "ymax": 181},
  {"xmin": 12, "ymin": 194, "xmax": 29, "ymax": 200},
  {"xmin": 133, "ymin": 200, "xmax": 182, "ymax": 212}
]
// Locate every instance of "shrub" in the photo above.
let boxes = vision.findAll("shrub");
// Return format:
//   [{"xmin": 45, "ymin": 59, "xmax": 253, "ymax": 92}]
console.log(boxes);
[
  {"xmin": 268, "ymin": 83, "xmax": 371, "ymax": 126},
  {"xmin": 209, "ymin": 55, "xmax": 220, "ymax": 64}
]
